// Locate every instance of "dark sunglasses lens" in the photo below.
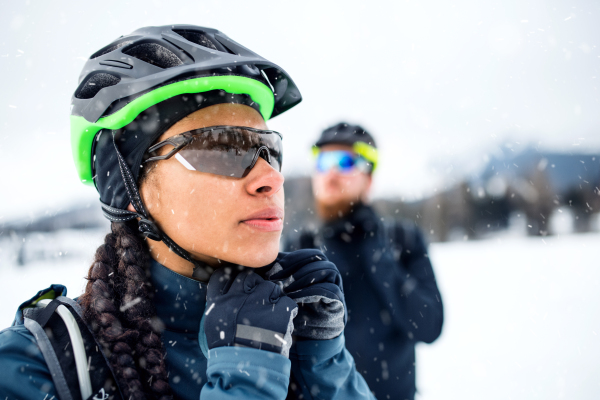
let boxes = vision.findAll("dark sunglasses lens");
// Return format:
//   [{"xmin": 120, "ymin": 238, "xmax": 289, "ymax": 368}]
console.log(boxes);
[{"xmin": 177, "ymin": 128, "xmax": 282, "ymax": 178}]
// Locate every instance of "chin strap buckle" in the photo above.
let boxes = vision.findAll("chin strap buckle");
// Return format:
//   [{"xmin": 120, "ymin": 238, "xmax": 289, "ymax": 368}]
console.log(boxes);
[{"xmin": 138, "ymin": 219, "xmax": 162, "ymax": 241}]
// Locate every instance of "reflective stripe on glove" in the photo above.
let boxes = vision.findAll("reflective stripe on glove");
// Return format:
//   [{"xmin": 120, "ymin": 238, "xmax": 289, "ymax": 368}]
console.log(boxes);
[
  {"xmin": 267, "ymin": 250, "xmax": 346, "ymax": 340},
  {"xmin": 205, "ymin": 266, "xmax": 298, "ymax": 357}
]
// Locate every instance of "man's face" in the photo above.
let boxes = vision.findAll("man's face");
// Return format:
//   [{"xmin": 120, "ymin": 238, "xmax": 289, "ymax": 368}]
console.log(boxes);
[{"xmin": 311, "ymin": 144, "xmax": 372, "ymax": 208}]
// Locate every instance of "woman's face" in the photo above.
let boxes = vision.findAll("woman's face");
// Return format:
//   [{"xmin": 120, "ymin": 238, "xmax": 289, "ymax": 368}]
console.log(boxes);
[{"xmin": 139, "ymin": 103, "xmax": 284, "ymax": 271}]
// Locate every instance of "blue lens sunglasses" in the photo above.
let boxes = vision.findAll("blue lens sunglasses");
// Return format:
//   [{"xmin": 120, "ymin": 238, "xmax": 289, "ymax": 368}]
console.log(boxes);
[{"xmin": 315, "ymin": 150, "xmax": 372, "ymax": 174}]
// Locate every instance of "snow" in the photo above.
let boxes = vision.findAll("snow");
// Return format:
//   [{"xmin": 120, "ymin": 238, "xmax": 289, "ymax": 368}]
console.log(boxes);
[
  {"xmin": 0, "ymin": 228, "xmax": 107, "ymax": 326},
  {"xmin": 417, "ymin": 233, "xmax": 600, "ymax": 399},
  {"xmin": 1, "ymin": 230, "xmax": 598, "ymax": 398}
]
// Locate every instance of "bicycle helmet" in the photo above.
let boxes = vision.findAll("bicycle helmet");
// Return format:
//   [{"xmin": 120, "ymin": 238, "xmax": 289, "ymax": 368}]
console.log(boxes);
[
  {"xmin": 70, "ymin": 25, "xmax": 302, "ymax": 273},
  {"xmin": 313, "ymin": 122, "xmax": 378, "ymax": 172}
]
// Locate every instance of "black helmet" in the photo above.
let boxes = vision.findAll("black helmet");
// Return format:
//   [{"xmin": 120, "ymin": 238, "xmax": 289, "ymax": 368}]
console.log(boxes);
[
  {"xmin": 70, "ymin": 25, "xmax": 302, "ymax": 274},
  {"xmin": 315, "ymin": 122, "xmax": 377, "ymax": 149},
  {"xmin": 314, "ymin": 122, "xmax": 378, "ymax": 171}
]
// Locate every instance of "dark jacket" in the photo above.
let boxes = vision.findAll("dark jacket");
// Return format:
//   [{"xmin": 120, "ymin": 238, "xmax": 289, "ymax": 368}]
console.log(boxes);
[
  {"xmin": 285, "ymin": 204, "xmax": 444, "ymax": 400},
  {"xmin": 0, "ymin": 254, "xmax": 374, "ymax": 400}
]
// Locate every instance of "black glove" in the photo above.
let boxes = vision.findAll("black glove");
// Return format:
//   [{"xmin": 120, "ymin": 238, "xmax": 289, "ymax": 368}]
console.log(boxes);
[
  {"xmin": 267, "ymin": 250, "xmax": 346, "ymax": 340},
  {"xmin": 204, "ymin": 266, "xmax": 298, "ymax": 357}
]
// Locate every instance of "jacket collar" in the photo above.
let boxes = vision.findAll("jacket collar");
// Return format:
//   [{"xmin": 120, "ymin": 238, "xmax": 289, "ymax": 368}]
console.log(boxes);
[
  {"xmin": 322, "ymin": 202, "xmax": 378, "ymax": 238},
  {"xmin": 150, "ymin": 259, "xmax": 207, "ymax": 334}
]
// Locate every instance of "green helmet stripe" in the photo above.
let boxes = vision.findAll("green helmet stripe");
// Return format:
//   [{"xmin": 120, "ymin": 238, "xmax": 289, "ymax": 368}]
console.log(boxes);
[
  {"xmin": 353, "ymin": 141, "xmax": 378, "ymax": 171},
  {"xmin": 71, "ymin": 75, "xmax": 275, "ymax": 185}
]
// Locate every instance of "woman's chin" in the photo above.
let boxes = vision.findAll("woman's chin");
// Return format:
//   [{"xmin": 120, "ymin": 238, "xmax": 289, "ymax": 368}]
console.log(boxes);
[{"xmin": 210, "ymin": 242, "xmax": 280, "ymax": 268}]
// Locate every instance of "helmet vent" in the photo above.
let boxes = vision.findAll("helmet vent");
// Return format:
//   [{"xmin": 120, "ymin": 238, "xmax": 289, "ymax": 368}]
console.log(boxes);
[
  {"xmin": 173, "ymin": 29, "xmax": 220, "ymax": 51},
  {"xmin": 123, "ymin": 43, "xmax": 183, "ymax": 69},
  {"xmin": 75, "ymin": 73, "xmax": 121, "ymax": 99},
  {"xmin": 91, "ymin": 40, "xmax": 134, "ymax": 59}
]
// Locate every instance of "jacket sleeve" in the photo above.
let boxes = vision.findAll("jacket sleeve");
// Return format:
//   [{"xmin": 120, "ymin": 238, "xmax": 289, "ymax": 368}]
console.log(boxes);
[
  {"xmin": 288, "ymin": 334, "xmax": 375, "ymax": 400},
  {"xmin": 373, "ymin": 224, "xmax": 444, "ymax": 343},
  {"xmin": 201, "ymin": 346, "xmax": 291, "ymax": 399},
  {"xmin": 0, "ymin": 325, "xmax": 58, "ymax": 400}
]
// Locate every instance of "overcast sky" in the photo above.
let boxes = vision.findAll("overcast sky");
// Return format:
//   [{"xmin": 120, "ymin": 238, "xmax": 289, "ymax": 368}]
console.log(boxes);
[{"xmin": 1, "ymin": 0, "xmax": 599, "ymax": 219}]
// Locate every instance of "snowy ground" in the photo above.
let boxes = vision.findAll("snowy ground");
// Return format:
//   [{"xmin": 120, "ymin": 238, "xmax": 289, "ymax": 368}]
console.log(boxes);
[
  {"xmin": 417, "ymin": 232, "xmax": 600, "ymax": 400},
  {"xmin": 1, "ymin": 231, "xmax": 598, "ymax": 399}
]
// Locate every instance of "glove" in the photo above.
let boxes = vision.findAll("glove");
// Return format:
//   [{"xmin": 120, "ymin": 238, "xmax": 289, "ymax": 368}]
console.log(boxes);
[
  {"xmin": 204, "ymin": 266, "xmax": 298, "ymax": 357},
  {"xmin": 266, "ymin": 249, "xmax": 346, "ymax": 340}
]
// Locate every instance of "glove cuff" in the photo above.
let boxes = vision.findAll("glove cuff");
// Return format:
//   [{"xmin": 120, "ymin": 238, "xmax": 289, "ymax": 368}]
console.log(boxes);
[{"xmin": 201, "ymin": 306, "xmax": 297, "ymax": 358}]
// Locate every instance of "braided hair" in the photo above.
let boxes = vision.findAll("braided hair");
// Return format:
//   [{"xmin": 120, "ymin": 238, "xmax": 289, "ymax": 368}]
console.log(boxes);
[{"xmin": 79, "ymin": 163, "xmax": 172, "ymax": 400}]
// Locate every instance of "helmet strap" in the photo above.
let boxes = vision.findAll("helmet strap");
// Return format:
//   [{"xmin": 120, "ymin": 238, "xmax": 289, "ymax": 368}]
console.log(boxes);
[{"xmin": 108, "ymin": 133, "xmax": 209, "ymax": 278}]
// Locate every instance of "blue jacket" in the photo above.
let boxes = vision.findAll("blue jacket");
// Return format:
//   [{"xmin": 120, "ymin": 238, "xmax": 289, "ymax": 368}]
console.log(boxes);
[
  {"xmin": 285, "ymin": 204, "xmax": 444, "ymax": 399},
  {"xmin": 0, "ymin": 255, "xmax": 374, "ymax": 400}
]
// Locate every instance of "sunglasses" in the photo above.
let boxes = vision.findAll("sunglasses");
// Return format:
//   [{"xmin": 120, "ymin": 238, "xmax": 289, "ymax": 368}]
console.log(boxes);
[
  {"xmin": 144, "ymin": 125, "xmax": 283, "ymax": 178},
  {"xmin": 315, "ymin": 150, "xmax": 372, "ymax": 174}
]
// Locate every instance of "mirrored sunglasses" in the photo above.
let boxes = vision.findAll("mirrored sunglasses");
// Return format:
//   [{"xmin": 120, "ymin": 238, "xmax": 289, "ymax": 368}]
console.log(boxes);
[
  {"xmin": 315, "ymin": 150, "xmax": 371, "ymax": 174},
  {"xmin": 144, "ymin": 125, "xmax": 283, "ymax": 178}
]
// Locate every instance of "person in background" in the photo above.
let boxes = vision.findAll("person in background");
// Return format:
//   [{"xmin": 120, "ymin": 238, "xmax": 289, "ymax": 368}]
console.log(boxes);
[{"xmin": 285, "ymin": 122, "xmax": 444, "ymax": 400}]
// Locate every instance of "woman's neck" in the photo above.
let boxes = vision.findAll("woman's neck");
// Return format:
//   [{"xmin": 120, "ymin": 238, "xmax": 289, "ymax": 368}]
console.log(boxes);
[{"xmin": 146, "ymin": 238, "xmax": 220, "ymax": 280}]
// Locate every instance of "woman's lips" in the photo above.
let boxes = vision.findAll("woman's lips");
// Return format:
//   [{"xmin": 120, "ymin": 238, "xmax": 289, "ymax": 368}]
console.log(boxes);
[
  {"xmin": 241, "ymin": 208, "xmax": 284, "ymax": 232},
  {"xmin": 242, "ymin": 218, "xmax": 283, "ymax": 231}
]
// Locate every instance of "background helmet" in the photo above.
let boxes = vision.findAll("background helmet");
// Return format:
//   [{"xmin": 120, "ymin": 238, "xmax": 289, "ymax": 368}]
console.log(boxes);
[{"xmin": 314, "ymin": 122, "xmax": 378, "ymax": 172}]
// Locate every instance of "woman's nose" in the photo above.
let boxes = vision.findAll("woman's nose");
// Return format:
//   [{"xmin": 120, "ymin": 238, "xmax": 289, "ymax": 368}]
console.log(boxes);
[{"xmin": 245, "ymin": 157, "xmax": 284, "ymax": 196}]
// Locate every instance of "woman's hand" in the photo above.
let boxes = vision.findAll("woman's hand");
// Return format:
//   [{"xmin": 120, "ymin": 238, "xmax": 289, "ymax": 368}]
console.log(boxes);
[
  {"xmin": 267, "ymin": 250, "xmax": 347, "ymax": 340},
  {"xmin": 204, "ymin": 266, "xmax": 298, "ymax": 357}
]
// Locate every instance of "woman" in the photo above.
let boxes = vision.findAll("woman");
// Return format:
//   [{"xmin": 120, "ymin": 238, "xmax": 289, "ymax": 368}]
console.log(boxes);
[{"xmin": 0, "ymin": 25, "xmax": 374, "ymax": 399}]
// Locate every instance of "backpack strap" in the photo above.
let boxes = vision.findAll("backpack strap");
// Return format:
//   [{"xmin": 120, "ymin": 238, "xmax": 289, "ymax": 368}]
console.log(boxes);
[
  {"xmin": 23, "ymin": 297, "xmax": 124, "ymax": 400},
  {"xmin": 24, "ymin": 310, "xmax": 74, "ymax": 400}
]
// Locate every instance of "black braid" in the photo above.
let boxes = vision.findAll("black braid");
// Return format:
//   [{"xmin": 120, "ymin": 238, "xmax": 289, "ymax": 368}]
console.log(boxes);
[{"xmin": 80, "ymin": 221, "xmax": 173, "ymax": 400}]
